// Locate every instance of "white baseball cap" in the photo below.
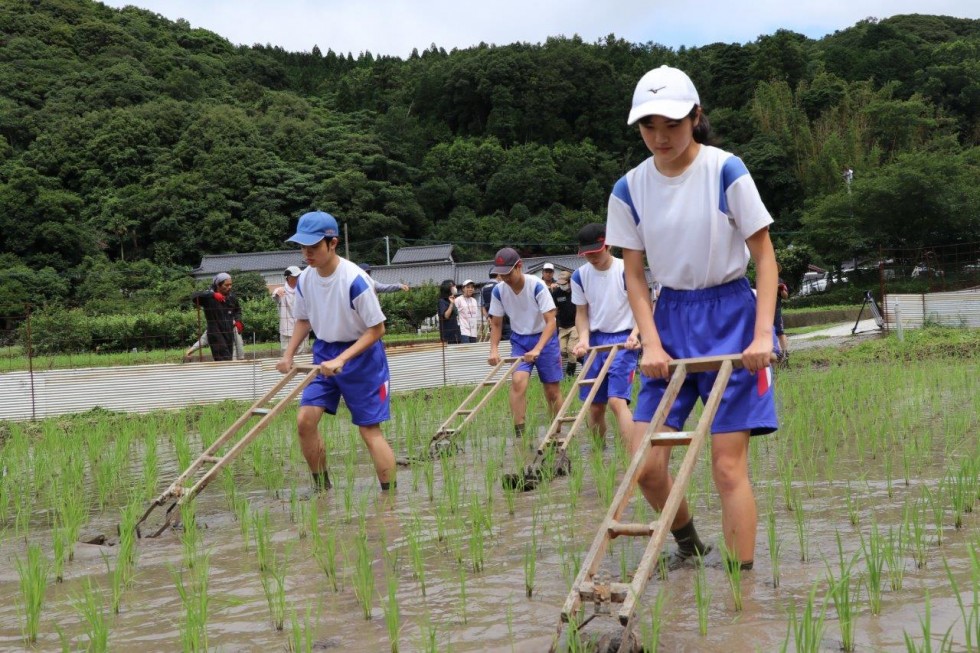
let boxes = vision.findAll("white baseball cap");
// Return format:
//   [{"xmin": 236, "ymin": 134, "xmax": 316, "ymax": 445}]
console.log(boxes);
[
  {"xmin": 284, "ymin": 265, "xmax": 302, "ymax": 278},
  {"xmin": 542, "ymin": 263, "xmax": 555, "ymax": 271},
  {"xmin": 462, "ymin": 279, "xmax": 474, "ymax": 286},
  {"xmin": 627, "ymin": 65, "xmax": 700, "ymax": 125}
]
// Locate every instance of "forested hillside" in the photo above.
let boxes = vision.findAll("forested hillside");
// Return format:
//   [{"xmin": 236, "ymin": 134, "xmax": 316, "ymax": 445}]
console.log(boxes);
[{"xmin": 1, "ymin": 0, "xmax": 978, "ymax": 312}]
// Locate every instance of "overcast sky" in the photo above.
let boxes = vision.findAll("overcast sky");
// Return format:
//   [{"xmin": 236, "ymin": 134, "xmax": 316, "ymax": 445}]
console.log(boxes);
[{"xmin": 100, "ymin": 0, "xmax": 979, "ymax": 58}]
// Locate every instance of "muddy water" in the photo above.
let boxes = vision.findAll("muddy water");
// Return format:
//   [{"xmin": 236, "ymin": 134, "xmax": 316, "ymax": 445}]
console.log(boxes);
[{"xmin": 1, "ymin": 385, "xmax": 978, "ymax": 652}]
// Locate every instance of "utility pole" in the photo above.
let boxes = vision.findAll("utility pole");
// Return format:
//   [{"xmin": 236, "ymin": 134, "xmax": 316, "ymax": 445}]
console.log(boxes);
[
  {"xmin": 384, "ymin": 236, "xmax": 391, "ymax": 265},
  {"xmin": 344, "ymin": 223, "xmax": 349, "ymax": 260}
]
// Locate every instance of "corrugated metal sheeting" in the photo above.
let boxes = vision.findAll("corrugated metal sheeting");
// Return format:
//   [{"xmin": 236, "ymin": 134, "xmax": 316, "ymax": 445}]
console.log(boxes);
[
  {"xmin": 884, "ymin": 288, "xmax": 980, "ymax": 328},
  {"xmin": 0, "ymin": 341, "xmax": 513, "ymax": 421}
]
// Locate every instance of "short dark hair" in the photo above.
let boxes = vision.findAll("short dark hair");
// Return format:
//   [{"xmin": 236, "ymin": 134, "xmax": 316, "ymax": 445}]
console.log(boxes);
[{"xmin": 439, "ymin": 279, "xmax": 456, "ymax": 298}]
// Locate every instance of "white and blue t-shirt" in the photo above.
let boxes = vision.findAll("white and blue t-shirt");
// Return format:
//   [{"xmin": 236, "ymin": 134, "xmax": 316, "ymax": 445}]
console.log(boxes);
[
  {"xmin": 605, "ymin": 145, "xmax": 773, "ymax": 290},
  {"xmin": 294, "ymin": 259, "xmax": 386, "ymax": 343},
  {"xmin": 488, "ymin": 274, "xmax": 556, "ymax": 336},
  {"xmin": 571, "ymin": 257, "xmax": 634, "ymax": 334}
]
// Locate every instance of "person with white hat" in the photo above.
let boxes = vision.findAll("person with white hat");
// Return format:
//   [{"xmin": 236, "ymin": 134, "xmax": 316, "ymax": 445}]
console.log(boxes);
[
  {"xmin": 607, "ymin": 65, "xmax": 779, "ymax": 573},
  {"xmin": 271, "ymin": 265, "xmax": 308, "ymax": 355},
  {"xmin": 454, "ymin": 279, "xmax": 480, "ymax": 343}
]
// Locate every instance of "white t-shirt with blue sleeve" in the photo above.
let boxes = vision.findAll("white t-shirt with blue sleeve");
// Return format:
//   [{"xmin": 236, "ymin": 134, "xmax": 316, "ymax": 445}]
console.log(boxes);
[
  {"xmin": 605, "ymin": 145, "xmax": 773, "ymax": 291},
  {"xmin": 488, "ymin": 274, "xmax": 556, "ymax": 335},
  {"xmin": 294, "ymin": 259, "xmax": 386, "ymax": 343},
  {"xmin": 571, "ymin": 257, "xmax": 634, "ymax": 334}
]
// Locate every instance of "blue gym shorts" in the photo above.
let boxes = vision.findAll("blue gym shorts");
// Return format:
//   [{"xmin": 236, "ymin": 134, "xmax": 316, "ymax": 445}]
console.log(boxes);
[
  {"xmin": 510, "ymin": 332, "xmax": 563, "ymax": 384},
  {"xmin": 632, "ymin": 278, "xmax": 778, "ymax": 436},
  {"xmin": 301, "ymin": 339, "xmax": 391, "ymax": 426},
  {"xmin": 578, "ymin": 330, "xmax": 638, "ymax": 405}
]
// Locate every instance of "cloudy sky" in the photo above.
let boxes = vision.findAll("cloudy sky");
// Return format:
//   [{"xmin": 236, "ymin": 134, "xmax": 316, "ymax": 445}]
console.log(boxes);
[{"xmin": 100, "ymin": 0, "xmax": 979, "ymax": 57}]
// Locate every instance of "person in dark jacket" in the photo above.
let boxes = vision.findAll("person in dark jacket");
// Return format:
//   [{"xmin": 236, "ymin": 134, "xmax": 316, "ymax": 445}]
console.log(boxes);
[
  {"xmin": 438, "ymin": 279, "xmax": 462, "ymax": 344},
  {"xmin": 191, "ymin": 272, "xmax": 240, "ymax": 362}
]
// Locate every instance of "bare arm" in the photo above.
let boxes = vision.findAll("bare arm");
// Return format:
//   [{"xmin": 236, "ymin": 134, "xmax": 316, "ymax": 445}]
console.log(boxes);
[
  {"xmin": 622, "ymin": 248, "xmax": 670, "ymax": 379},
  {"xmin": 573, "ymin": 304, "xmax": 591, "ymax": 358},
  {"xmin": 487, "ymin": 315, "xmax": 503, "ymax": 365},
  {"xmin": 275, "ymin": 319, "xmax": 313, "ymax": 373},
  {"xmin": 744, "ymin": 227, "xmax": 777, "ymax": 372},
  {"xmin": 525, "ymin": 309, "xmax": 557, "ymax": 362}
]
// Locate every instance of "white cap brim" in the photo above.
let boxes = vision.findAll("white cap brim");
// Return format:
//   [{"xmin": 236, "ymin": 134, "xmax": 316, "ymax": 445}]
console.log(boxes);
[{"xmin": 627, "ymin": 99, "xmax": 695, "ymax": 125}]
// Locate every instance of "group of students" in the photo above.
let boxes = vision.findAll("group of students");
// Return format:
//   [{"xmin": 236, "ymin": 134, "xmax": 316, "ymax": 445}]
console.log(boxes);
[{"xmin": 274, "ymin": 65, "xmax": 779, "ymax": 571}]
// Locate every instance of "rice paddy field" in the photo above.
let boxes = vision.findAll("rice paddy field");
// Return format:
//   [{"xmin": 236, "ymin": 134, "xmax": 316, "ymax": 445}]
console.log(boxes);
[{"xmin": 0, "ymin": 327, "xmax": 978, "ymax": 652}]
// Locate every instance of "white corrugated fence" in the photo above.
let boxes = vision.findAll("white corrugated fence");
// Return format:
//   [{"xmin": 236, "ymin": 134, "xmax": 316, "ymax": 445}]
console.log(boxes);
[{"xmin": 1, "ymin": 341, "xmax": 513, "ymax": 421}]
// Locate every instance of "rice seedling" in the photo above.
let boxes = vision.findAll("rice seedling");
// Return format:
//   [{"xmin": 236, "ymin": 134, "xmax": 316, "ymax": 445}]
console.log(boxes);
[
  {"xmin": 260, "ymin": 545, "xmax": 289, "ymax": 631},
  {"xmin": 440, "ymin": 451, "xmax": 462, "ymax": 514},
  {"xmin": 253, "ymin": 507, "xmax": 272, "ymax": 573},
  {"xmin": 287, "ymin": 603, "xmax": 316, "ymax": 653},
  {"xmin": 309, "ymin": 499, "xmax": 339, "ymax": 591},
  {"xmin": 638, "ymin": 588, "xmax": 668, "ymax": 653},
  {"xmin": 416, "ymin": 615, "xmax": 439, "ymax": 653},
  {"xmin": 71, "ymin": 578, "xmax": 109, "ymax": 653},
  {"xmin": 693, "ymin": 551, "xmax": 710, "ymax": 636},
  {"xmin": 719, "ymin": 540, "xmax": 743, "ymax": 612},
  {"xmin": 861, "ymin": 522, "xmax": 885, "ymax": 615},
  {"xmin": 766, "ymin": 493, "xmax": 781, "ymax": 588},
  {"xmin": 791, "ymin": 491, "xmax": 809, "ymax": 562},
  {"xmin": 923, "ymin": 483, "xmax": 945, "ymax": 547},
  {"xmin": 351, "ymin": 530, "xmax": 376, "ymax": 620},
  {"xmin": 172, "ymin": 550, "xmax": 211, "ymax": 651},
  {"xmin": 902, "ymin": 591, "xmax": 955, "ymax": 653},
  {"xmin": 232, "ymin": 493, "xmax": 252, "ymax": 551},
  {"xmin": 884, "ymin": 525, "xmax": 907, "ymax": 591},
  {"xmin": 383, "ymin": 552, "xmax": 401, "ymax": 652},
  {"xmin": 181, "ymin": 502, "xmax": 201, "ymax": 569},
  {"xmin": 781, "ymin": 583, "xmax": 828, "ymax": 653},
  {"xmin": 588, "ymin": 445, "xmax": 615, "ymax": 506},
  {"xmin": 142, "ymin": 429, "xmax": 160, "ymax": 499},
  {"xmin": 826, "ymin": 533, "xmax": 859, "ymax": 652},
  {"xmin": 422, "ymin": 457, "xmax": 435, "ymax": 502},
  {"xmin": 903, "ymin": 444, "xmax": 913, "ymax": 487},
  {"xmin": 16, "ymin": 543, "xmax": 50, "ymax": 645},
  {"xmin": 949, "ymin": 459, "xmax": 974, "ymax": 529},
  {"xmin": 468, "ymin": 499, "xmax": 487, "ymax": 573},
  {"xmin": 906, "ymin": 497, "xmax": 929, "ymax": 569},
  {"xmin": 943, "ymin": 556, "xmax": 978, "ymax": 652},
  {"xmin": 844, "ymin": 482, "xmax": 860, "ymax": 527},
  {"xmin": 524, "ymin": 536, "xmax": 537, "ymax": 598}
]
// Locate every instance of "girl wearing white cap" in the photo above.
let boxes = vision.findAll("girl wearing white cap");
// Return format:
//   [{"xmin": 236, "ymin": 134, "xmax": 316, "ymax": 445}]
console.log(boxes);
[
  {"xmin": 454, "ymin": 280, "xmax": 480, "ymax": 343},
  {"xmin": 606, "ymin": 66, "xmax": 779, "ymax": 573}
]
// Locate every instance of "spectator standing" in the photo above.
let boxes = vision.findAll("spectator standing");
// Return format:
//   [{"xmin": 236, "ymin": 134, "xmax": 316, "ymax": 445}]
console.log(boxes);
[
  {"xmin": 272, "ymin": 265, "xmax": 308, "ymax": 355},
  {"xmin": 775, "ymin": 264, "xmax": 789, "ymax": 360},
  {"xmin": 276, "ymin": 211, "xmax": 397, "ymax": 494},
  {"xmin": 481, "ymin": 270, "xmax": 510, "ymax": 340},
  {"xmin": 190, "ymin": 272, "xmax": 239, "ymax": 362},
  {"xmin": 551, "ymin": 269, "xmax": 579, "ymax": 376},
  {"xmin": 438, "ymin": 279, "xmax": 462, "ymax": 344},
  {"xmin": 487, "ymin": 247, "xmax": 563, "ymax": 438},
  {"xmin": 454, "ymin": 279, "xmax": 480, "ymax": 343}
]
